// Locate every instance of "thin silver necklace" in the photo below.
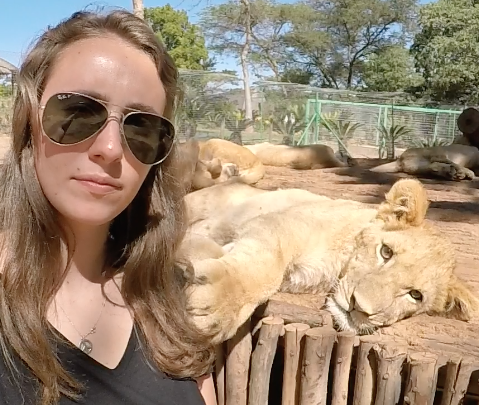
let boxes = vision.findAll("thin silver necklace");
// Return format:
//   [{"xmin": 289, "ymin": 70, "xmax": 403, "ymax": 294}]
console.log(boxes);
[{"xmin": 57, "ymin": 296, "xmax": 107, "ymax": 355}]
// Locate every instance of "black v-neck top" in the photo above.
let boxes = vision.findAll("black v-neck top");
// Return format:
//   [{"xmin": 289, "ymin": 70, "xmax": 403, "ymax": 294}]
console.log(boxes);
[{"xmin": 0, "ymin": 327, "xmax": 206, "ymax": 405}]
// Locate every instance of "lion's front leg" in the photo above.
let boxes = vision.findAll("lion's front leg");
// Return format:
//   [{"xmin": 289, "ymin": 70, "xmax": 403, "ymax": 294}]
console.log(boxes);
[
  {"xmin": 186, "ymin": 235, "xmax": 293, "ymax": 344},
  {"xmin": 429, "ymin": 160, "xmax": 475, "ymax": 181}
]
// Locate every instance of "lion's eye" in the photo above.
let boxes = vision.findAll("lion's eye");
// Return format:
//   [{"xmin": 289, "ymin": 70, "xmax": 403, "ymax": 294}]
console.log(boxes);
[
  {"xmin": 380, "ymin": 244, "xmax": 394, "ymax": 260},
  {"xmin": 409, "ymin": 290, "xmax": 423, "ymax": 301}
]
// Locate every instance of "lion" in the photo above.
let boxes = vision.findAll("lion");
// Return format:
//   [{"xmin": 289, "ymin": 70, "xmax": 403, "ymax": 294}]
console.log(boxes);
[
  {"xmin": 198, "ymin": 138, "xmax": 265, "ymax": 184},
  {"xmin": 184, "ymin": 178, "xmax": 268, "ymax": 225},
  {"xmin": 370, "ymin": 107, "xmax": 479, "ymax": 181},
  {"xmin": 181, "ymin": 178, "xmax": 478, "ymax": 344},
  {"xmin": 244, "ymin": 141, "xmax": 353, "ymax": 170},
  {"xmin": 176, "ymin": 138, "xmax": 240, "ymax": 191},
  {"xmin": 369, "ymin": 144, "xmax": 479, "ymax": 181}
]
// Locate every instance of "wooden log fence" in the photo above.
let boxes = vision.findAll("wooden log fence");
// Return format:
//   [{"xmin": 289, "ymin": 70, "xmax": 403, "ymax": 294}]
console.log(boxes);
[{"xmin": 213, "ymin": 299, "xmax": 479, "ymax": 405}]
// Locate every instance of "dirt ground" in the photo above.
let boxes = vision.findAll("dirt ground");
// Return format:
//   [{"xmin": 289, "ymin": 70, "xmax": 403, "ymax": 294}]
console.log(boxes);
[{"xmin": 254, "ymin": 159, "xmax": 479, "ymax": 361}]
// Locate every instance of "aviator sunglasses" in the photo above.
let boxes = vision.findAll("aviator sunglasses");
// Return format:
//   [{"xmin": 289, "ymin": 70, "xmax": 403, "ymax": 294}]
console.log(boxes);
[{"xmin": 39, "ymin": 92, "xmax": 176, "ymax": 165}]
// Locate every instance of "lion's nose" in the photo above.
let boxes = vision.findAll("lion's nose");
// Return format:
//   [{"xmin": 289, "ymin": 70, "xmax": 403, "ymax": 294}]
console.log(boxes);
[{"xmin": 351, "ymin": 293, "xmax": 372, "ymax": 315}]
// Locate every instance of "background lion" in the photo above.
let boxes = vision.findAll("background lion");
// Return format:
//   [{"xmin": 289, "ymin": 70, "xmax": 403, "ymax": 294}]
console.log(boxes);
[
  {"xmin": 198, "ymin": 138, "xmax": 265, "ymax": 184},
  {"xmin": 370, "ymin": 107, "xmax": 479, "ymax": 181},
  {"xmin": 181, "ymin": 178, "xmax": 478, "ymax": 344},
  {"xmin": 245, "ymin": 141, "xmax": 354, "ymax": 170}
]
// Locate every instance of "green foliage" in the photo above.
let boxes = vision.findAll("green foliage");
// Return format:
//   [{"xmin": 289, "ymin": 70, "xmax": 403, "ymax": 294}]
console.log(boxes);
[
  {"xmin": 284, "ymin": 0, "xmax": 418, "ymax": 89},
  {"xmin": 279, "ymin": 68, "xmax": 314, "ymax": 85},
  {"xmin": 269, "ymin": 103, "xmax": 307, "ymax": 145},
  {"xmin": 145, "ymin": 5, "xmax": 212, "ymax": 70},
  {"xmin": 320, "ymin": 112, "xmax": 363, "ymax": 155},
  {"xmin": 361, "ymin": 46, "xmax": 424, "ymax": 92},
  {"xmin": 378, "ymin": 122, "xmax": 413, "ymax": 159},
  {"xmin": 411, "ymin": 0, "xmax": 479, "ymax": 104},
  {"xmin": 413, "ymin": 137, "xmax": 451, "ymax": 148}
]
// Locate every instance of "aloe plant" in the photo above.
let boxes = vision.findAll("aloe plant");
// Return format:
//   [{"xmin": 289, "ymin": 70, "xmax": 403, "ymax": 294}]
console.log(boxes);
[
  {"xmin": 413, "ymin": 137, "xmax": 451, "ymax": 148},
  {"xmin": 378, "ymin": 123, "xmax": 413, "ymax": 159},
  {"xmin": 270, "ymin": 104, "xmax": 307, "ymax": 145},
  {"xmin": 320, "ymin": 112, "xmax": 362, "ymax": 156}
]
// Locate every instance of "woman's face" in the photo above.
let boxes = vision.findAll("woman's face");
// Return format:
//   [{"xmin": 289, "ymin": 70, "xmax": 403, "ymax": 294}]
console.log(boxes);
[{"xmin": 35, "ymin": 35, "xmax": 168, "ymax": 227}]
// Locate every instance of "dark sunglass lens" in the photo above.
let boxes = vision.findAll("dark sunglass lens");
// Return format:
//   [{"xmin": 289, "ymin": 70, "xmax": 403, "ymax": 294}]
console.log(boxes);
[
  {"xmin": 123, "ymin": 113, "xmax": 174, "ymax": 164},
  {"xmin": 42, "ymin": 93, "xmax": 108, "ymax": 144}
]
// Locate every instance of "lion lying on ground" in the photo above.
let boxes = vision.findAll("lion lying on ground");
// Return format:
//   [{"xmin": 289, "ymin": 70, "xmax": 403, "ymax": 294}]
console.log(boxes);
[
  {"xmin": 181, "ymin": 178, "xmax": 478, "ymax": 344},
  {"xmin": 370, "ymin": 107, "xmax": 479, "ymax": 181},
  {"xmin": 176, "ymin": 139, "xmax": 239, "ymax": 191},
  {"xmin": 370, "ymin": 144, "xmax": 479, "ymax": 181},
  {"xmin": 244, "ymin": 141, "xmax": 354, "ymax": 170},
  {"xmin": 198, "ymin": 138, "xmax": 265, "ymax": 184}
]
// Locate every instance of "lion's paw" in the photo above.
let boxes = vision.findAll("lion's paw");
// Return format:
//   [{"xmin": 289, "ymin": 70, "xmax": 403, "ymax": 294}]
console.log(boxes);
[
  {"xmin": 449, "ymin": 164, "xmax": 475, "ymax": 181},
  {"xmin": 185, "ymin": 259, "xmax": 249, "ymax": 344}
]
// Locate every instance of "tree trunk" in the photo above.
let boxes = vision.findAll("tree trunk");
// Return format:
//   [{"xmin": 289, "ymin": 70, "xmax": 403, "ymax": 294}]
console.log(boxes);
[
  {"xmin": 132, "ymin": 0, "xmax": 144, "ymax": 20},
  {"xmin": 240, "ymin": 0, "xmax": 253, "ymax": 122},
  {"xmin": 387, "ymin": 138, "xmax": 395, "ymax": 160}
]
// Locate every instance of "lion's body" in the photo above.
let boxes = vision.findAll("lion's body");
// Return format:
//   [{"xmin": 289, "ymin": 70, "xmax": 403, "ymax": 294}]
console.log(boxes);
[
  {"xmin": 176, "ymin": 139, "xmax": 241, "ymax": 191},
  {"xmin": 370, "ymin": 137, "xmax": 479, "ymax": 181},
  {"xmin": 182, "ymin": 179, "xmax": 478, "ymax": 344},
  {"xmin": 198, "ymin": 138, "xmax": 265, "ymax": 184},
  {"xmin": 244, "ymin": 142, "xmax": 351, "ymax": 170}
]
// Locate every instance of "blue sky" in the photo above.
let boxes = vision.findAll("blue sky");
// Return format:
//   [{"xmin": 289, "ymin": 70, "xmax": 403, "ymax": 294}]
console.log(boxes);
[{"xmin": 0, "ymin": 0, "xmax": 236, "ymax": 71}]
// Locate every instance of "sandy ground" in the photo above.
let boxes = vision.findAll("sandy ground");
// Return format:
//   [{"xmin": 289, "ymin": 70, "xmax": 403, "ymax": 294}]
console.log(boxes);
[{"xmin": 253, "ymin": 160, "xmax": 479, "ymax": 361}]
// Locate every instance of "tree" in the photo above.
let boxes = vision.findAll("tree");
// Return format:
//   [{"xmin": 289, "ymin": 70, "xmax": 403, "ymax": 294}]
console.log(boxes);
[
  {"xmin": 283, "ymin": 0, "xmax": 418, "ymax": 89},
  {"xmin": 411, "ymin": 0, "xmax": 479, "ymax": 104},
  {"xmin": 360, "ymin": 45, "xmax": 423, "ymax": 92},
  {"xmin": 132, "ymin": 0, "xmax": 144, "ymax": 19},
  {"xmin": 145, "ymin": 5, "xmax": 212, "ymax": 70},
  {"xmin": 200, "ymin": 0, "xmax": 263, "ymax": 120},
  {"xmin": 248, "ymin": 1, "xmax": 292, "ymax": 80}
]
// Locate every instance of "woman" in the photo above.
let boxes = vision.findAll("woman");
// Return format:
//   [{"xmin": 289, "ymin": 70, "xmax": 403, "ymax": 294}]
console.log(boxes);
[{"xmin": 0, "ymin": 8, "xmax": 217, "ymax": 405}]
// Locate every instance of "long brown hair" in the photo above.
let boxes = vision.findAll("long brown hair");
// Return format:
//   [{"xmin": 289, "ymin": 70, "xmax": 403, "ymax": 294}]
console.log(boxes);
[{"xmin": 0, "ymin": 8, "xmax": 214, "ymax": 405}]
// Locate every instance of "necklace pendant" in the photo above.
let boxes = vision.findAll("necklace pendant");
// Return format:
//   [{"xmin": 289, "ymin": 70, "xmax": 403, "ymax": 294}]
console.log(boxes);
[{"xmin": 79, "ymin": 338, "xmax": 93, "ymax": 355}]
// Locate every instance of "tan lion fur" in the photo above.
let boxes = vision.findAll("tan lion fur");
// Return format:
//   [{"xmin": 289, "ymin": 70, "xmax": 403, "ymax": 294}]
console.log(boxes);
[
  {"xmin": 176, "ymin": 138, "xmax": 240, "ymax": 192},
  {"xmin": 198, "ymin": 138, "xmax": 265, "ymax": 184},
  {"xmin": 184, "ymin": 178, "xmax": 268, "ymax": 226},
  {"xmin": 244, "ymin": 141, "xmax": 353, "ymax": 170},
  {"xmin": 370, "ymin": 144, "xmax": 479, "ymax": 181},
  {"xmin": 181, "ymin": 178, "xmax": 478, "ymax": 344}
]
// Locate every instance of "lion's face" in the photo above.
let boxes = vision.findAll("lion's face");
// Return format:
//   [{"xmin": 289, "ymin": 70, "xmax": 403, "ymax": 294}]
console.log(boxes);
[{"xmin": 326, "ymin": 193, "xmax": 477, "ymax": 334}]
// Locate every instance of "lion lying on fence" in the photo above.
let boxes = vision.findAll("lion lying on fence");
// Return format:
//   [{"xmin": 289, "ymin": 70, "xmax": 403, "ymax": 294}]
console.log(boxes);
[
  {"xmin": 244, "ymin": 141, "xmax": 353, "ymax": 170},
  {"xmin": 180, "ymin": 178, "xmax": 478, "ymax": 344},
  {"xmin": 198, "ymin": 138, "xmax": 265, "ymax": 184}
]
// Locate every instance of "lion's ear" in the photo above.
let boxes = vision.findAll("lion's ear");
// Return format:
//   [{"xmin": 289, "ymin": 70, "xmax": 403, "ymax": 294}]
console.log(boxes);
[
  {"xmin": 439, "ymin": 276, "xmax": 479, "ymax": 321},
  {"xmin": 377, "ymin": 178, "xmax": 430, "ymax": 226}
]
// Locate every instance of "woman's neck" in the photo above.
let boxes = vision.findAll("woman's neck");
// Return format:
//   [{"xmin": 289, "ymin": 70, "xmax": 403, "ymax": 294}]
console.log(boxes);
[{"xmin": 60, "ymin": 220, "xmax": 111, "ymax": 286}]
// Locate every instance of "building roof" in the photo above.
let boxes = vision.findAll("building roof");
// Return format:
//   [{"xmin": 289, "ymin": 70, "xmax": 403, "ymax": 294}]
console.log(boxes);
[{"xmin": 0, "ymin": 58, "xmax": 18, "ymax": 75}]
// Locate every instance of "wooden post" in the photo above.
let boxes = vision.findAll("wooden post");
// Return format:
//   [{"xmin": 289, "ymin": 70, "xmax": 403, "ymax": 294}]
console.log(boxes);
[
  {"xmin": 226, "ymin": 320, "xmax": 252, "ymax": 405},
  {"xmin": 449, "ymin": 359, "xmax": 476, "ymax": 405},
  {"xmin": 331, "ymin": 331, "xmax": 356, "ymax": 405},
  {"xmin": 248, "ymin": 316, "xmax": 284, "ymax": 405},
  {"xmin": 373, "ymin": 341, "xmax": 408, "ymax": 405},
  {"xmin": 439, "ymin": 355, "xmax": 461, "ymax": 405},
  {"xmin": 282, "ymin": 323, "xmax": 310, "ymax": 405},
  {"xmin": 298, "ymin": 327, "xmax": 336, "ymax": 405},
  {"xmin": 254, "ymin": 299, "xmax": 328, "ymax": 328},
  {"xmin": 353, "ymin": 335, "xmax": 381, "ymax": 405},
  {"xmin": 215, "ymin": 343, "xmax": 226, "ymax": 405},
  {"xmin": 403, "ymin": 352, "xmax": 438, "ymax": 405}
]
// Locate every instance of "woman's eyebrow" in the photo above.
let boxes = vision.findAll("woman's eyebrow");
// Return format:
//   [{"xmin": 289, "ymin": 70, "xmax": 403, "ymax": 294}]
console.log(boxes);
[{"xmin": 74, "ymin": 90, "xmax": 159, "ymax": 114}]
